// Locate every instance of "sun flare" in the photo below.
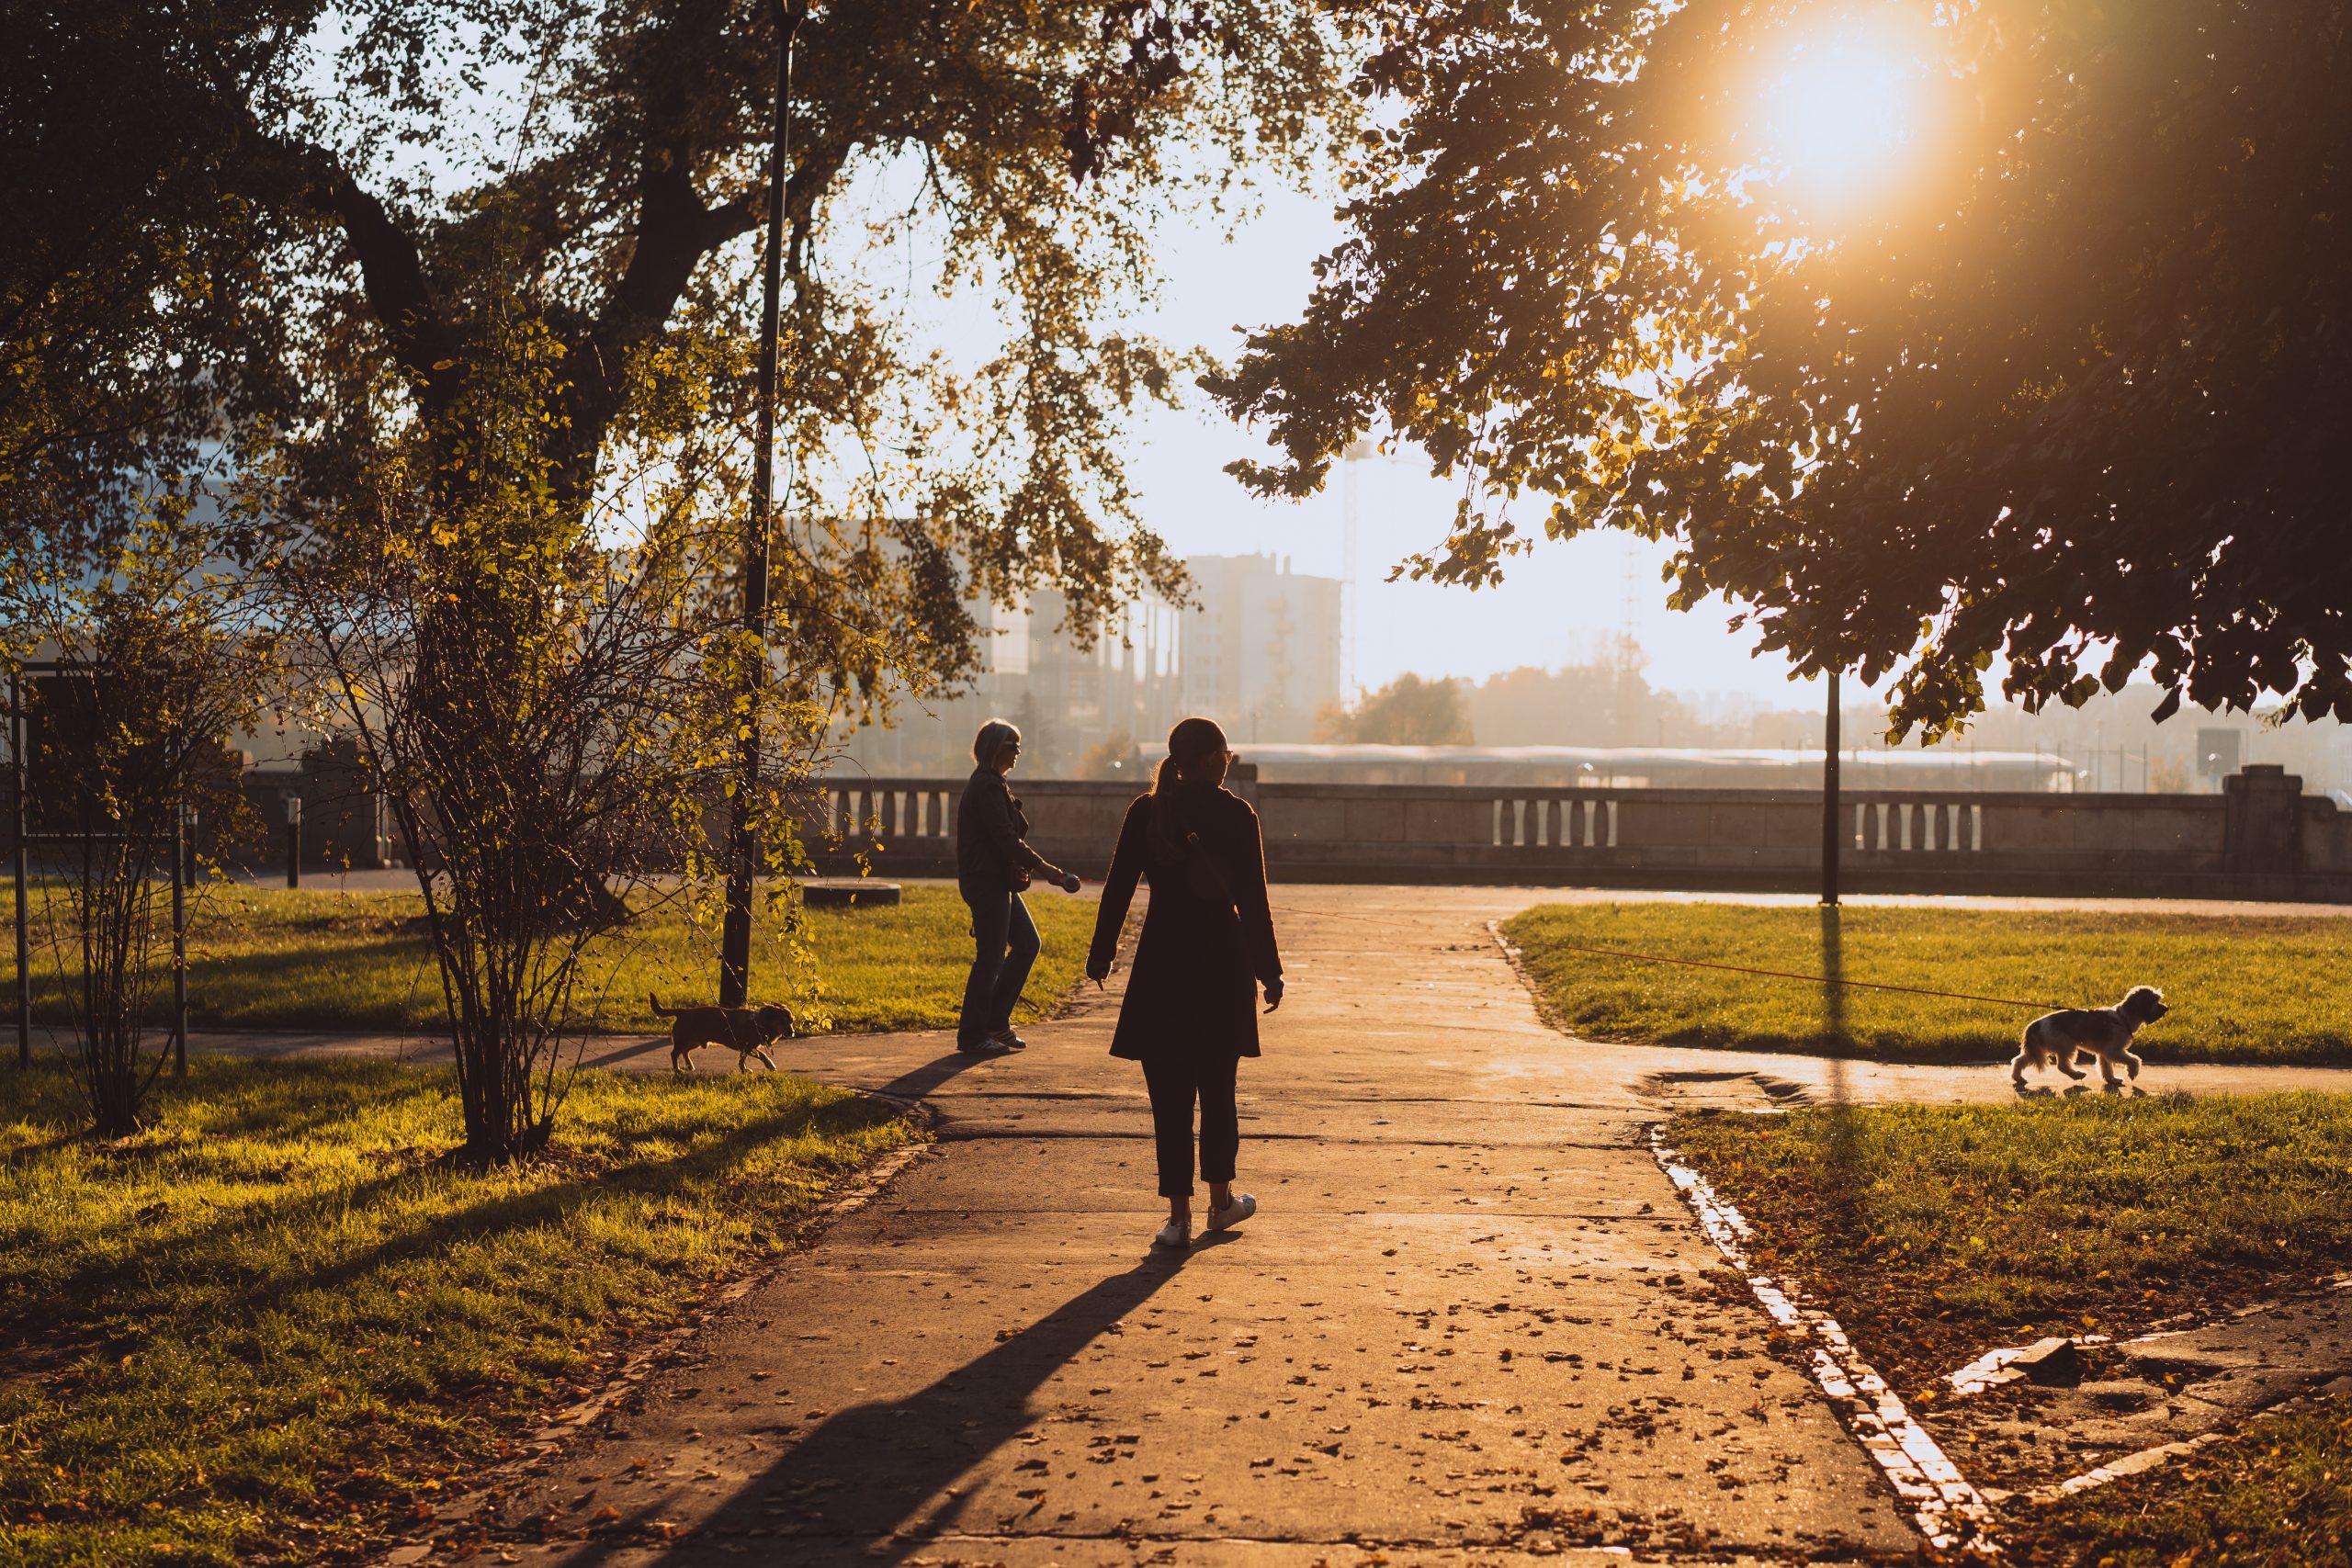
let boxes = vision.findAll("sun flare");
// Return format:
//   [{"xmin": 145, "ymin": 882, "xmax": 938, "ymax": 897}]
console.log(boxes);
[{"xmin": 1747, "ymin": 17, "xmax": 1936, "ymax": 217}]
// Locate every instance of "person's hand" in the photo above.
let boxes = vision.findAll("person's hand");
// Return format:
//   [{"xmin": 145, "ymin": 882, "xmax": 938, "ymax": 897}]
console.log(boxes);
[
  {"xmin": 1262, "ymin": 978, "xmax": 1284, "ymax": 1013},
  {"xmin": 1059, "ymin": 871, "xmax": 1083, "ymax": 894},
  {"xmin": 1012, "ymin": 868, "xmax": 1034, "ymax": 890},
  {"xmin": 1086, "ymin": 962, "xmax": 1111, "ymax": 990}
]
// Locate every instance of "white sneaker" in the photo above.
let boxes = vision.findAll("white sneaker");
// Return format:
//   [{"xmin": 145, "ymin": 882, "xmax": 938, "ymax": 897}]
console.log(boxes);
[
  {"xmin": 1154, "ymin": 1222, "xmax": 1191, "ymax": 1250},
  {"xmin": 1207, "ymin": 1192, "xmax": 1256, "ymax": 1231}
]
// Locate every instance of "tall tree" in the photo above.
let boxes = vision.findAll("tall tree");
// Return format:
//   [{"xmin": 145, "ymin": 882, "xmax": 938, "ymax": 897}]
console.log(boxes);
[
  {"xmin": 0, "ymin": 5, "xmax": 282, "ymax": 563},
  {"xmin": 1314, "ymin": 671, "xmax": 1474, "ymax": 744},
  {"xmin": 1468, "ymin": 655, "xmax": 1695, "ymax": 749},
  {"xmin": 220, "ymin": 0, "xmax": 1338, "ymax": 622},
  {"xmin": 54, "ymin": 0, "xmax": 1342, "ymax": 1156},
  {"xmin": 1213, "ymin": 0, "xmax": 2352, "ymax": 739},
  {"xmin": 2, "ymin": 8, "xmax": 294, "ymax": 1120}
]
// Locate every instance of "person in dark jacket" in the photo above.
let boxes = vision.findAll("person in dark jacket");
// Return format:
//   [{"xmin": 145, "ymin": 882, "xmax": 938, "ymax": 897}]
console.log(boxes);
[
  {"xmin": 1086, "ymin": 716, "xmax": 1283, "ymax": 1249},
  {"xmin": 956, "ymin": 719, "xmax": 1082, "ymax": 1055}
]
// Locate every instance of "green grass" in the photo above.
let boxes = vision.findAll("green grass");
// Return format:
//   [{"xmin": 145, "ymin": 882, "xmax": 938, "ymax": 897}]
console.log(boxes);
[
  {"xmin": 2028, "ymin": 1393, "xmax": 2352, "ymax": 1567},
  {"xmin": 1666, "ymin": 1095, "xmax": 2352, "ymax": 1389},
  {"xmin": 3, "ymin": 881, "xmax": 1099, "ymax": 1035},
  {"xmin": 1504, "ymin": 902, "xmax": 2352, "ymax": 1065},
  {"xmin": 1668, "ymin": 1097, "xmax": 2352, "ymax": 1566},
  {"xmin": 0, "ymin": 1055, "xmax": 916, "ymax": 1567}
]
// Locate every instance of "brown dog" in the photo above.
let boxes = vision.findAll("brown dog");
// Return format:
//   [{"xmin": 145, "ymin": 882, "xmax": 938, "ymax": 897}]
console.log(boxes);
[
  {"xmin": 2012, "ymin": 986, "xmax": 2168, "ymax": 1090},
  {"xmin": 650, "ymin": 994, "xmax": 796, "ymax": 1074}
]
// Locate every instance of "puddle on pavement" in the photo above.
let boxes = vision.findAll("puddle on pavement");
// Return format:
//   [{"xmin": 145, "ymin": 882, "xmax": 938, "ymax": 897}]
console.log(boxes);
[{"xmin": 1633, "ymin": 1068, "xmax": 1813, "ymax": 1111}]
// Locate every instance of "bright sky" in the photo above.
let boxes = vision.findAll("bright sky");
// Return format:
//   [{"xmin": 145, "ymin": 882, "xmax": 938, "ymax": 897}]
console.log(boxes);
[
  {"xmin": 1114, "ymin": 12, "xmax": 1945, "ymax": 705},
  {"xmin": 1119, "ymin": 195, "xmax": 1820, "ymax": 706},
  {"xmin": 336, "ymin": 9, "xmax": 1882, "ymax": 709}
]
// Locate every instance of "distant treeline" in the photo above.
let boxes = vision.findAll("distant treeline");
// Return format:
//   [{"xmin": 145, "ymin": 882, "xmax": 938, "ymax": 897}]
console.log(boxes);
[{"xmin": 1311, "ymin": 653, "xmax": 2350, "ymax": 796}]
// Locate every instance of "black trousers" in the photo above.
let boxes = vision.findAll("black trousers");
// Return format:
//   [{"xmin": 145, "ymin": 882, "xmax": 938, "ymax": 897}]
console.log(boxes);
[{"xmin": 1141, "ymin": 1055, "xmax": 1239, "ymax": 1199}]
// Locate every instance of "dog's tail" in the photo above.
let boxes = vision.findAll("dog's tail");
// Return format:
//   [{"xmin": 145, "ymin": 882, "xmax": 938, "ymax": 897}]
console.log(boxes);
[{"xmin": 649, "ymin": 992, "xmax": 681, "ymax": 1018}]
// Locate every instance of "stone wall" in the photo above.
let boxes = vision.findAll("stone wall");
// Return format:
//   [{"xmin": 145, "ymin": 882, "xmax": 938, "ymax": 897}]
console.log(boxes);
[{"xmin": 806, "ymin": 764, "xmax": 2352, "ymax": 901}]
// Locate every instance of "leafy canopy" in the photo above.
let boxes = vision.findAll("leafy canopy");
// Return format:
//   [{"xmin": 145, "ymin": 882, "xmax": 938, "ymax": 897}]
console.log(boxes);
[
  {"xmin": 259, "ymin": 0, "xmax": 1340, "ymax": 1156},
  {"xmin": 1214, "ymin": 0, "xmax": 2352, "ymax": 738},
  {"xmin": 6, "ymin": 0, "xmax": 1344, "ymax": 1155},
  {"xmin": 216, "ymin": 0, "xmax": 1343, "ymax": 660},
  {"xmin": 0, "ymin": 6, "xmax": 284, "ymax": 568}
]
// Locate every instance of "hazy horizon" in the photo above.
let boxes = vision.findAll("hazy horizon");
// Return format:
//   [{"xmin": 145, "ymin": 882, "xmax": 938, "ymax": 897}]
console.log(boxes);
[{"xmin": 1115, "ymin": 182, "xmax": 1822, "ymax": 706}]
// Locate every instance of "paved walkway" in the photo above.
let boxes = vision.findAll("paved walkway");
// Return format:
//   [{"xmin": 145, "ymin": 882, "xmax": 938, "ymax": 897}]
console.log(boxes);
[
  {"xmin": 191, "ymin": 885, "xmax": 2352, "ymax": 1109},
  {"xmin": 120, "ymin": 883, "xmax": 2333, "ymax": 1565},
  {"xmin": 302, "ymin": 885, "xmax": 2312, "ymax": 1568}
]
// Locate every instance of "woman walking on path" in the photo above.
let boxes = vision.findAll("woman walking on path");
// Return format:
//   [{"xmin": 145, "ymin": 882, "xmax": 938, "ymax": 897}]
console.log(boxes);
[
  {"xmin": 1086, "ymin": 716, "xmax": 1283, "ymax": 1249},
  {"xmin": 957, "ymin": 719, "xmax": 1083, "ymax": 1056}
]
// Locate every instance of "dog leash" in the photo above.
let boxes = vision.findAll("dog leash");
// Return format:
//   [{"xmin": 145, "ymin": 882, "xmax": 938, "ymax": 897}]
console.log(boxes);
[
  {"xmin": 1070, "ymin": 880, "xmax": 2075, "ymax": 1012},
  {"xmin": 1480, "ymin": 936, "xmax": 2073, "ymax": 1013}
]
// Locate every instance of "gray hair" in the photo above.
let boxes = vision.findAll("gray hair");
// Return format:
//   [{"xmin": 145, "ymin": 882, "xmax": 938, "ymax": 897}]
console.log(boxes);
[{"xmin": 972, "ymin": 718, "xmax": 1022, "ymax": 765}]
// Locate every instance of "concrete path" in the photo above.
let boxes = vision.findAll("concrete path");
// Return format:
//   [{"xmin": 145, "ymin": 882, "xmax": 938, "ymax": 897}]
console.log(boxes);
[
  {"xmin": 152, "ymin": 884, "xmax": 2350, "ymax": 1564},
  {"xmin": 184, "ymin": 884, "xmax": 2352, "ymax": 1109},
  {"xmin": 415, "ymin": 886, "xmax": 2068, "ymax": 1567}
]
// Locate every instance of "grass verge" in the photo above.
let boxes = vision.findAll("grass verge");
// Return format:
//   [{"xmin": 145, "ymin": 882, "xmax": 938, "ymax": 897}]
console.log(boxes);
[
  {"xmin": 1666, "ymin": 1095, "xmax": 2352, "ymax": 1388},
  {"xmin": 2019, "ymin": 1393, "xmax": 2352, "ymax": 1567},
  {"xmin": 0, "ymin": 1055, "xmax": 917, "ymax": 1568},
  {"xmin": 1504, "ymin": 902, "xmax": 2352, "ymax": 1065},
  {"xmin": 4, "ymin": 881, "xmax": 1099, "ymax": 1035},
  {"xmin": 1668, "ymin": 1096, "xmax": 2352, "ymax": 1567}
]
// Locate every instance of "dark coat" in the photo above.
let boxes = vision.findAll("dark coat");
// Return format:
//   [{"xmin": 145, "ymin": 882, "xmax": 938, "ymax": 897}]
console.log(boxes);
[
  {"xmin": 1087, "ymin": 784, "xmax": 1283, "ymax": 1063},
  {"xmin": 956, "ymin": 767, "xmax": 1049, "ymax": 902}
]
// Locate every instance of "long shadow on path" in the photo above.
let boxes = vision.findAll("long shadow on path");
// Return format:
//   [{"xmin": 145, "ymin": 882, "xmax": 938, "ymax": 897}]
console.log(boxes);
[
  {"xmin": 563, "ymin": 1241, "xmax": 1221, "ymax": 1565},
  {"xmin": 875, "ymin": 1047, "xmax": 1004, "ymax": 1103}
]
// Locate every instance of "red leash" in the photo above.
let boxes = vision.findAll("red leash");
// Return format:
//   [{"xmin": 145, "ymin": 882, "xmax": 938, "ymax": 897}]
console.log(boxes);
[
  {"xmin": 1489, "ymin": 935, "xmax": 2071, "ymax": 1013},
  {"xmin": 1067, "ymin": 879, "xmax": 2073, "ymax": 1013}
]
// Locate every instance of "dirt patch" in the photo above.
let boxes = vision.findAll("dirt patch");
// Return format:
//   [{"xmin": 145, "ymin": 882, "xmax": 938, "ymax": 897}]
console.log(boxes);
[{"xmin": 1933, "ymin": 1279, "xmax": 2352, "ymax": 1497}]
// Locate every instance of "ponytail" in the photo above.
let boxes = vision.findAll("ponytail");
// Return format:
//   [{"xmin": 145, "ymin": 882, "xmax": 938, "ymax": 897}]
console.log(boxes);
[{"xmin": 1151, "ymin": 716, "xmax": 1227, "ymax": 852}]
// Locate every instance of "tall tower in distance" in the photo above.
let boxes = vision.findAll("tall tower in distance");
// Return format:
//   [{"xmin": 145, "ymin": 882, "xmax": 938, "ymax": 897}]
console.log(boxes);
[{"xmin": 1340, "ymin": 437, "xmax": 1379, "ymax": 703}]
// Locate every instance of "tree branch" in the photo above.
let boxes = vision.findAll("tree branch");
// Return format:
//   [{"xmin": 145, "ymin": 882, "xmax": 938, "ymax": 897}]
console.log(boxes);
[{"xmin": 257, "ymin": 134, "xmax": 454, "ymax": 404}]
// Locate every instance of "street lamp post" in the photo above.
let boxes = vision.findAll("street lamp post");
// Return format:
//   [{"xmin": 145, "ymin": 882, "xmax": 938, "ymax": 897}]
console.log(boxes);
[
  {"xmin": 10, "ymin": 670, "xmax": 25, "ymax": 1068},
  {"xmin": 719, "ymin": 0, "xmax": 806, "ymax": 1010},
  {"xmin": 1820, "ymin": 669, "xmax": 1841, "ymax": 906}
]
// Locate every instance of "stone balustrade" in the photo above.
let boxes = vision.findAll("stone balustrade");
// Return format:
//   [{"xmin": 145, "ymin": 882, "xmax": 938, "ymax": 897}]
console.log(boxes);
[{"xmin": 804, "ymin": 764, "xmax": 2352, "ymax": 901}]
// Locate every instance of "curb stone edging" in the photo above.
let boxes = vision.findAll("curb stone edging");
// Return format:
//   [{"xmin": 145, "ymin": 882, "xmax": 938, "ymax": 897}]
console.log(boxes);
[
  {"xmin": 1648, "ymin": 1127, "xmax": 2002, "ymax": 1557},
  {"xmin": 365, "ymin": 1090, "xmax": 940, "ymax": 1566},
  {"xmin": 1485, "ymin": 918, "xmax": 1574, "ymax": 1041},
  {"xmin": 1504, "ymin": 908, "xmax": 2003, "ymax": 1550}
]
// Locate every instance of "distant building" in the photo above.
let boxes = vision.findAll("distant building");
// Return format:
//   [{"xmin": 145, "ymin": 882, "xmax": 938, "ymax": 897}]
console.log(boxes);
[
  {"xmin": 1178, "ymin": 553, "xmax": 1342, "ymax": 744},
  {"xmin": 838, "ymin": 587, "xmax": 1185, "ymax": 777},
  {"xmin": 837, "ymin": 552, "xmax": 1343, "ymax": 775}
]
